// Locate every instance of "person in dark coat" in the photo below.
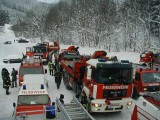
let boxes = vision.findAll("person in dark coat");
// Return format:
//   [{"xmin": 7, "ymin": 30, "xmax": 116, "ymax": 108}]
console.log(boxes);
[
  {"xmin": 57, "ymin": 94, "xmax": 64, "ymax": 112},
  {"xmin": 1, "ymin": 68, "xmax": 9, "ymax": 88},
  {"xmin": 4, "ymin": 74, "xmax": 11, "ymax": 95},
  {"xmin": 54, "ymin": 65, "xmax": 63, "ymax": 89},
  {"xmin": 59, "ymin": 94, "xmax": 64, "ymax": 104},
  {"xmin": 80, "ymin": 90, "xmax": 88, "ymax": 109},
  {"xmin": 11, "ymin": 68, "xmax": 18, "ymax": 88},
  {"xmin": 75, "ymin": 46, "xmax": 80, "ymax": 55},
  {"xmin": 79, "ymin": 66, "xmax": 85, "ymax": 81}
]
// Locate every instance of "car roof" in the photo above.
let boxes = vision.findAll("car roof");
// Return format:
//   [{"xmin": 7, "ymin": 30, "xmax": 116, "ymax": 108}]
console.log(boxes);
[{"xmin": 3, "ymin": 55, "xmax": 22, "ymax": 59}]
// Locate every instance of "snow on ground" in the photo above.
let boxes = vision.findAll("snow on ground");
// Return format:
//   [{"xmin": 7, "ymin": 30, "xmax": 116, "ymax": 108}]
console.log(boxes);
[{"xmin": 0, "ymin": 24, "xmax": 139, "ymax": 120}]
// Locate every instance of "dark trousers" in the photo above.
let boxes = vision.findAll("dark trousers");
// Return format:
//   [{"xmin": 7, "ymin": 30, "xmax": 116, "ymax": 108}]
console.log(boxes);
[
  {"xmin": 6, "ymin": 88, "xmax": 9, "ymax": 95},
  {"xmin": 49, "ymin": 70, "xmax": 53, "ymax": 75},
  {"xmin": 55, "ymin": 77, "xmax": 61, "ymax": 89},
  {"xmin": 12, "ymin": 80, "xmax": 17, "ymax": 87}
]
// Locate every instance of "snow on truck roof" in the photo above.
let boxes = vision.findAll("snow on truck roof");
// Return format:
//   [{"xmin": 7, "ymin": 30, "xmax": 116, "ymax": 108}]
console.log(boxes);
[
  {"xmin": 19, "ymin": 74, "xmax": 48, "ymax": 96},
  {"xmin": 87, "ymin": 59, "xmax": 130, "ymax": 67}
]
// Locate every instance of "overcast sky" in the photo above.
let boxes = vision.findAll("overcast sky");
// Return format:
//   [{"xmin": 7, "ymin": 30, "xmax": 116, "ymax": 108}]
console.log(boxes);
[{"xmin": 37, "ymin": 0, "xmax": 59, "ymax": 3}]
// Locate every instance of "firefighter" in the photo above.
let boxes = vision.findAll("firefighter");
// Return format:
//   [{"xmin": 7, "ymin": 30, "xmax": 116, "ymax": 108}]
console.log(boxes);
[
  {"xmin": 75, "ymin": 46, "xmax": 80, "ymax": 55},
  {"xmin": 1, "ymin": 68, "xmax": 9, "ymax": 88},
  {"xmin": 54, "ymin": 65, "xmax": 63, "ymax": 89},
  {"xmin": 57, "ymin": 94, "xmax": 64, "ymax": 112},
  {"xmin": 80, "ymin": 90, "xmax": 88, "ymax": 109},
  {"xmin": 79, "ymin": 66, "xmax": 85, "ymax": 81},
  {"xmin": 4, "ymin": 73, "xmax": 11, "ymax": 95},
  {"xmin": 48, "ymin": 61, "xmax": 54, "ymax": 76},
  {"xmin": 11, "ymin": 68, "xmax": 18, "ymax": 88},
  {"xmin": 59, "ymin": 94, "xmax": 64, "ymax": 104}
]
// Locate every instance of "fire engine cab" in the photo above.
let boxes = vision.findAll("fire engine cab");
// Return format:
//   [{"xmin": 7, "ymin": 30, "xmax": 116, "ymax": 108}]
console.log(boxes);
[
  {"xmin": 26, "ymin": 41, "xmax": 60, "ymax": 65},
  {"xmin": 83, "ymin": 58, "xmax": 133, "ymax": 112},
  {"xmin": 19, "ymin": 56, "xmax": 46, "ymax": 86},
  {"xmin": 131, "ymin": 92, "xmax": 160, "ymax": 120},
  {"xmin": 132, "ymin": 67, "xmax": 160, "ymax": 99},
  {"xmin": 13, "ymin": 74, "xmax": 51, "ymax": 119}
]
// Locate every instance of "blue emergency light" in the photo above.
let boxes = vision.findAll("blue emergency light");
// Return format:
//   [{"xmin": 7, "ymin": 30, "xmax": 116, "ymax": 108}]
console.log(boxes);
[
  {"xmin": 98, "ymin": 58, "xmax": 107, "ymax": 62},
  {"xmin": 41, "ymin": 84, "xmax": 44, "ymax": 89},
  {"xmin": 23, "ymin": 85, "xmax": 26, "ymax": 90}
]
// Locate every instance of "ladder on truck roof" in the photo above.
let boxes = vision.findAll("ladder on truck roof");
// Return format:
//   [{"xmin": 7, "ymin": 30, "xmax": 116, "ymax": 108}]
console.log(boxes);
[{"xmin": 56, "ymin": 96, "xmax": 95, "ymax": 120}]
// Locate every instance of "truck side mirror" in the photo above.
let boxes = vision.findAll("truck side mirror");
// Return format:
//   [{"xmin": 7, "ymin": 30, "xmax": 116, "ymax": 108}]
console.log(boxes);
[
  {"xmin": 87, "ymin": 66, "xmax": 92, "ymax": 80},
  {"xmin": 45, "ymin": 69, "xmax": 47, "ymax": 73},
  {"xmin": 13, "ymin": 102, "xmax": 16, "ymax": 108}
]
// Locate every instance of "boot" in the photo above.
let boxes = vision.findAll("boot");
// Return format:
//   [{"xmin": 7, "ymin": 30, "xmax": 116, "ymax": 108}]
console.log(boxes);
[{"xmin": 6, "ymin": 89, "xmax": 10, "ymax": 95}]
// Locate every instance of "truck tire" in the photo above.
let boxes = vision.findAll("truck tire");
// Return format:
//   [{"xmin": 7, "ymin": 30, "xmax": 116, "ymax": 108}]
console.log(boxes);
[{"xmin": 132, "ymin": 87, "xmax": 139, "ymax": 100}]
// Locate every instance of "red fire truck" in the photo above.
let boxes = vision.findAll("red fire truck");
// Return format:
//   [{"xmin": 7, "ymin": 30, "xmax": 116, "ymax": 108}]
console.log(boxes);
[
  {"xmin": 26, "ymin": 41, "xmax": 60, "ymax": 64},
  {"xmin": 139, "ymin": 47, "xmax": 160, "ymax": 68},
  {"xmin": 60, "ymin": 49, "xmax": 133, "ymax": 112},
  {"xmin": 83, "ymin": 58, "xmax": 133, "ymax": 112},
  {"xmin": 131, "ymin": 92, "xmax": 160, "ymax": 120},
  {"xmin": 18, "ymin": 56, "xmax": 46, "ymax": 86},
  {"xmin": 13, "ymin": 74, "xmax": 51, "ymax": 119},
  {"xmin": 132, "ymin": 67, "xmax": 160, "ymax": 99},
  {"xmin": 139, "ymin": 51, "xmax": 156, "ymax": 67}
]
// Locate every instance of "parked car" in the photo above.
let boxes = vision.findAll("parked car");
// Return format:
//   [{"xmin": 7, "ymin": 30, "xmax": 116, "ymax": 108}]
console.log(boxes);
[
  {"xmin": 4, "ymin": 41, "xmax": 12, "ymax": 44},
  {"xmin": 3, "ymin": 55, "xmax": 22, "ymax": 63},
  {"xmin": 16, "ymin": 37, "xmax": 29, "ymax": 43}
]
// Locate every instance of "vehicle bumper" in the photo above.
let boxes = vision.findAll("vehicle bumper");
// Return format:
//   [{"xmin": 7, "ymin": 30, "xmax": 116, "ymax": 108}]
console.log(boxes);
[{"xmin": 90, "ymin": 98, "xmax": 132, "ymax": 112}]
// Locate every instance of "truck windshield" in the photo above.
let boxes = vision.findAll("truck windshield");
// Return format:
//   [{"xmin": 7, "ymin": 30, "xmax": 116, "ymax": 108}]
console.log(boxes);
[
  {"xmin": 142, "ymin": 72, "xmax": 160, "ymax": 82},
  {"xmin": 20, "ymin": 67, "xmax": 43, "ymax": 76},
  {"xmin": 18, "ymin": 95, "xmax": 49, "ymax": 105},
  {"xmin": 94, "ymin": 68, "xmax": 132, "ymax": 84},
  {"xmin": 33, "ymin": 46, "xmax": 47, "ymax": 53}
]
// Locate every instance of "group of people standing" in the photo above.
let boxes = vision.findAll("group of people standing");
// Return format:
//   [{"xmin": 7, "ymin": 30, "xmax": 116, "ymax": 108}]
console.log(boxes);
[
  {"xmin": 48, "ymin": 60, "xmax": 63, "ymax": 89},
  {"xmin": 1, "ymin": 68, "xmax": 18, "ymax": 95}
]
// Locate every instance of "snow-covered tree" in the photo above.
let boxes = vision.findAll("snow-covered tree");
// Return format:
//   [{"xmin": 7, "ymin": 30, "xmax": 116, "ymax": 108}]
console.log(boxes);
[{"xmin": 0, "ymin": 10, "xmax": 10, "ymax": 26}]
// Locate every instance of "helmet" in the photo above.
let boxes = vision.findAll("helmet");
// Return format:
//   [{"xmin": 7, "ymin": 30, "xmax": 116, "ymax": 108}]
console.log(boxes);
[{"xmin": 60, "ymin": 94, "xmax": 64, "ymax": 99}]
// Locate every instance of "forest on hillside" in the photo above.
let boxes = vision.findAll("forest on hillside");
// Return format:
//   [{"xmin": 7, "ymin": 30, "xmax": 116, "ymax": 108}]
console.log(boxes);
[{"xmin": 0, "ymin": 0, "xmax": 160, "ymax": 52}]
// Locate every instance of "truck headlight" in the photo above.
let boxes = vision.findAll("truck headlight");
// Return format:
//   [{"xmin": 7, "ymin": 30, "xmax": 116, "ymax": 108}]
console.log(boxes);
[
  {"xmin": 127, "ymin": 102, "xmax": 132, "ymax": 105},
  {"xmin": 92, "ymin": 103, "xmax": 102, "ymax": 107},
  {"xmin": 42, "ymin": 59, "xmax": 47, "ymax": 62},
  {"xmin": 143, "ymin": 88, "xmax": 147, "ymax": 91}
]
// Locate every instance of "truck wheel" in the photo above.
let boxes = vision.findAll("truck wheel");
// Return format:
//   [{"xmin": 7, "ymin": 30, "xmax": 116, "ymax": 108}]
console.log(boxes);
[{"xmin": 132, "ymin": 87, "xmax": 139, "ymax": 100}]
